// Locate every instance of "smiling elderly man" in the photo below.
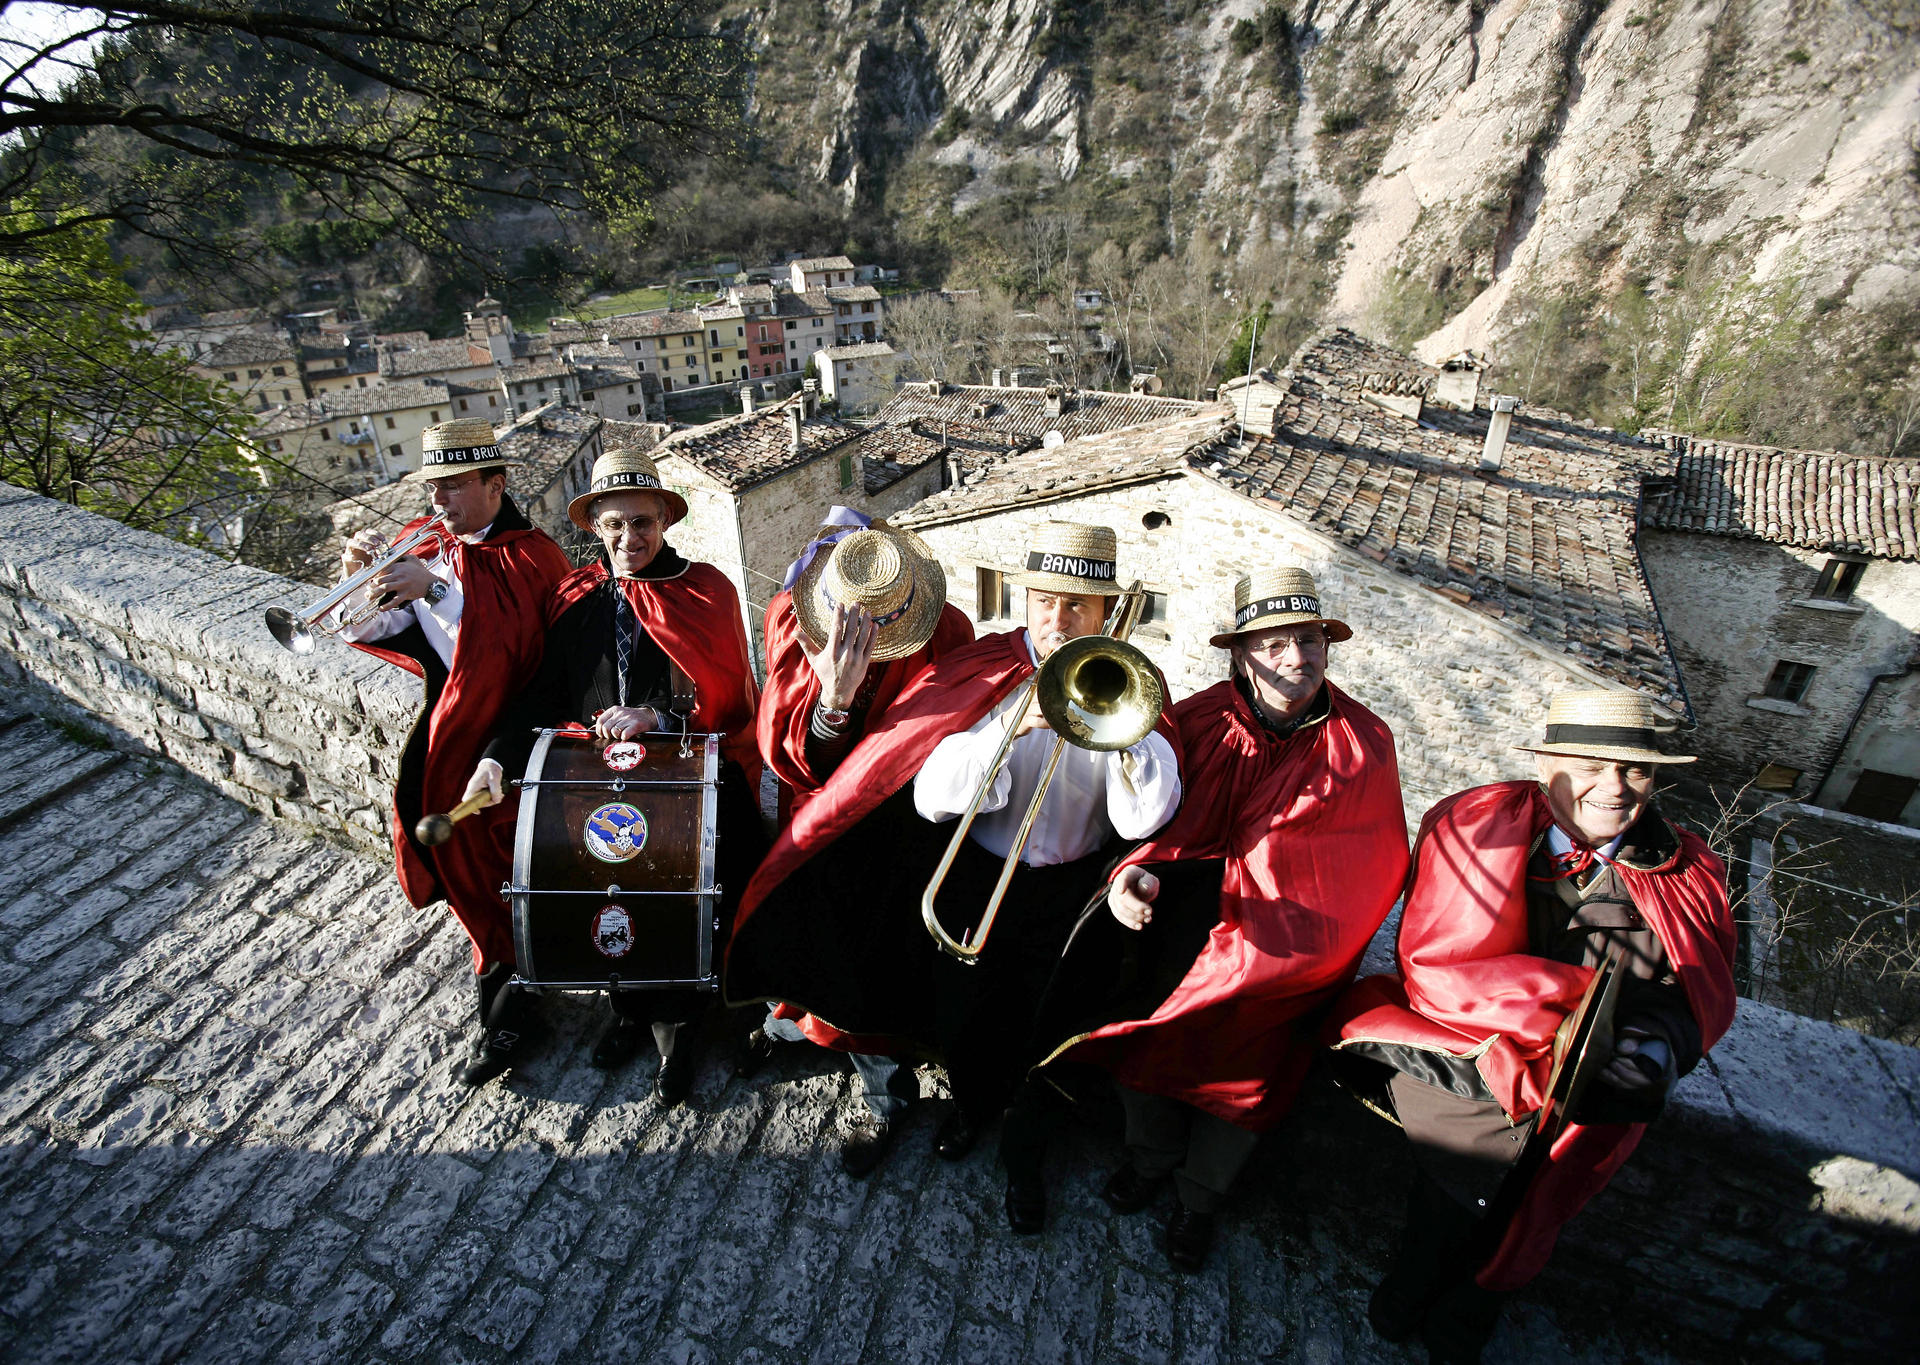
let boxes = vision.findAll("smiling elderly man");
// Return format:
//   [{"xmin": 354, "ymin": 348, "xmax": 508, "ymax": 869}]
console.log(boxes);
[
  {"xmin": 1328, "ymin": 688, "xmax": 1736, "ymax": 1365},
  {"xmin": 462, "ymin": 447, "xmax": 764, "ymax": 1100}
]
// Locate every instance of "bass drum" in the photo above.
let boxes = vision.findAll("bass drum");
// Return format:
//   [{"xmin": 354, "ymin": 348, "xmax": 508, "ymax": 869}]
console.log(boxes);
[{"xmin": 509, "ymin": 728, "xmax": 720, "ymax": 990}]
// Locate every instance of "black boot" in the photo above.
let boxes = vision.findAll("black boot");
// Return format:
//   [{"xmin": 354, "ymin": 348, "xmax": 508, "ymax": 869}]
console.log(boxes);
[
  {"xmin": 457, "ymin": 965, "xmax": 545, "ymax": 1087},
  {"xmin": 654, "ymin": 1018, "xmax": 701, "ymax": 1105},
  {"xmin": 1368, "ymin": 1173, "xmax": 1481, "ymax": 1343}
]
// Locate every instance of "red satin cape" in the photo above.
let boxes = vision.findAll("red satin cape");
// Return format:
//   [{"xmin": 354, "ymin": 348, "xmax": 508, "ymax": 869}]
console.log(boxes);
[
  {"xmin": 726, "ymin": 628, "xmax": 1179, "ymax": 1054},
  {"xmin": 1060, "ymin": 680, "xmax": 1408, "ymax": 1131},
  {"xmin": 548, "ymin": 559, "xmax": 763, "ymax": 789},
  {"xmin": 756, "ymin": 590, "xmax": 974, "ymax": 817},
  {"xmin": 1329, "ymin": 779, "xmax": 1735, "ymax": 1288},
  {"xmin": 346, "ymin": 515, "xmax": 572, "ymax": 971}
]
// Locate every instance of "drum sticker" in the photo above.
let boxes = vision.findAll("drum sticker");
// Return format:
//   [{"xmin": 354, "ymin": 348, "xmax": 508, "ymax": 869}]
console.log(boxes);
[
  {"xmin": 583, "ymin": 803, "xmax": 649, "ymax": 863},
  {"xmin": 603, "ymin": 741, "xmax": 643, "ymax": 771},
  {"xmin": 591, "ymin": 904, "xmax": 635, "ymax": 958}
]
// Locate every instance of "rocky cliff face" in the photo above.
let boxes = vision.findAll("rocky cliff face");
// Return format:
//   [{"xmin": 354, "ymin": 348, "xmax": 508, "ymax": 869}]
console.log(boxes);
[{"xmin": 738, "ymin": 0, "xmax": 1918, "ymax": 361}]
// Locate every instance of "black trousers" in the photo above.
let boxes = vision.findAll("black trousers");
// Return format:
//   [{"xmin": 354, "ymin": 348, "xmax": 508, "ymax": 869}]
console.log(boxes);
[{"xmin": 932, "ymin": 839, "xmax": 1108, "ymax": 1121}]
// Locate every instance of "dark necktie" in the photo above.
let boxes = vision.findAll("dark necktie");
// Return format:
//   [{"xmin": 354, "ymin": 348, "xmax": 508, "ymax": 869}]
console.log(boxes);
[{"xmin": 613, "ymin": 585, "xmax": 638, "ymax": 707}]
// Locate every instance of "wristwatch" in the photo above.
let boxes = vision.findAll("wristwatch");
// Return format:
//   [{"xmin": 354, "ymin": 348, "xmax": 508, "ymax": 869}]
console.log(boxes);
[
  {"xmin": 817, "ymin": 704, "xmax": 852, "ymax": 729},
  {"xmin": 423, "ymin": 580, "xmax": 449, "ymax": 607}
]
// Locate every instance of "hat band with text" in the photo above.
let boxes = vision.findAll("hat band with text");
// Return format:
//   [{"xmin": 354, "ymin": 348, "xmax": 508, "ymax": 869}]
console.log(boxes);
[
  {"xmin": 1542, "ymin": 723, "xmax": 1658, "ymax": 749},
  {"xmin": 421, "ymin": 444, "xmax": 502, "ymax": 466},
  {"xmin": 1237, "ymin": 594, "xmax": 1322, "ymax": 627},
  {"xmin": 593, "ymin": 470, "xmax": 663, "ymax": 493},
  {"xmin": 1026, "ymin": 551, "xmax": 1115, "ymax": 581}
]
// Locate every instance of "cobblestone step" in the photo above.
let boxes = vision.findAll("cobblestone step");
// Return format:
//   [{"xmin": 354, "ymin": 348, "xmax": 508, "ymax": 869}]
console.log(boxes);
[
  {"xmin": 0, "ymin": 716, "xmax": 1679, "ymax": 1364},
  {"xmin": 0, "ymin": 719, "xmax": 124, "ymax": 831}
]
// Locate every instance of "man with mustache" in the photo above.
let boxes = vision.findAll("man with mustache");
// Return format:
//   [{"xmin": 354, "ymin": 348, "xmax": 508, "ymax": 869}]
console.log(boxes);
[
  {"xmin": 1013, "ymin": 568, "xmax": 1408, "ymax": 1260},
  {"xmin": 727, "ymin": 521, "xmax": 1182, "ymax": 1177},
  {"xmin": 1329, "ymin": 689, "xmax": 1735, "ymax": 1364}
]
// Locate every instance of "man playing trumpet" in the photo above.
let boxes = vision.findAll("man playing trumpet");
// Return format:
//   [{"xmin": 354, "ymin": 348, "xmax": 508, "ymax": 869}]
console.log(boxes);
[
  {"xmin": 727, "ymin": 521, "xmax": 1181, "ymax": 1183},
  {"xmin": 336, "ymin": 418, "xmax": 573, "ymax": 1087}
]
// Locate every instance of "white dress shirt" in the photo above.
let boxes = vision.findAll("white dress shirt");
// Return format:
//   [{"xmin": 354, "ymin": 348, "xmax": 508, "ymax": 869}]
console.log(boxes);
[
  {"xmin": 1546, "ymin": 824, "xmax": 1627, "ymax": 862},
  {"xmin": 913, "ymin": 631, "xmax": 1181, "ymax": 866},
  {"xmin": 337, "ymin": 522, "xmax": 489, "ymax": 670}
]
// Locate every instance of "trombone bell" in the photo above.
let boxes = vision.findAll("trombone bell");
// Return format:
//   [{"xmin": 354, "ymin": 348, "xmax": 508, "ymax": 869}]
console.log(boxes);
[{"xmin": 1036, "ymin": 636, "xmax": 1163, "ymax": 751}]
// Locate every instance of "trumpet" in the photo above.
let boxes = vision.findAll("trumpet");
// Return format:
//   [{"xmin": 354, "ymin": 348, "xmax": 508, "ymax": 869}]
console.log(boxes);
[
  {"xmin": 264, "ymin": 513, "xmax": 448, "ymax": 654},
  {"xmin": 921, "ymin": 582, "xmax": 1164, "ymax": 964}
]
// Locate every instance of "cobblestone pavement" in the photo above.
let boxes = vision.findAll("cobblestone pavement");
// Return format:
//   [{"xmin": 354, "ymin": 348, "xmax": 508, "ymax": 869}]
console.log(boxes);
[{"xmin": 0, "ymin": 713, "xmax": 1678, "ymax": 1364}]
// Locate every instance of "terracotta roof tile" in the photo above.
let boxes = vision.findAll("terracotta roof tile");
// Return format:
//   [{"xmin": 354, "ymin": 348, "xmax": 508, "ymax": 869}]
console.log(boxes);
[
  {"xmin": 652, "ymin": 396, "xmax": 858, "ymax": 493},
  {"xmin": 874, "ymin": 382, "xmax": 1207, "ymax": 444},
  {"xmin": 1641, "ymin": 433, "xmax": 1917, "ymax": 561}
]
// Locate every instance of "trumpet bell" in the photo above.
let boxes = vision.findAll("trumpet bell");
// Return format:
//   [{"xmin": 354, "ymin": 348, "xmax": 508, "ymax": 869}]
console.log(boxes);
[
  {"xmin": 265, "ymin": 606, "xmax": 316, "ymax": 655},
  {"xmin": 1036, "ymin": 635, "xmax": 1164, "ymax": 752}
]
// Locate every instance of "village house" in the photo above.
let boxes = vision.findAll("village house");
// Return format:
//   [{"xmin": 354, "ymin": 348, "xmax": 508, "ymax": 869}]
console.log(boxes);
[
  {"xmin": 825, "ymin": 284, "xmax": 885, "ymax": 344},
  {"xmin": 566, "ymin": 348, "xmax": 649, "ymax": 423},
  {"xmin": 815, "ymin": 340, "xmax": 898, "ymax": 412},
  {"xmin": 298, "ymin": 337, "xmax": 379, "ymax": 397},
  {"xmin": 788, "ymin": 255, "xmax": 857, "ymax": 292},
  {"xmin": 499, "ymin": 357, "xmax": 580, "ymax": 417},
  {"xmin": 698, "ymin": 301, "xmax": 753, "ymax": 386},
  {"xmin": 494, "ymin": 405, "xmax": 606, "ymax": 548},
  {"xmin": 892, "ymin": 331, "xmax": 1691, "ymax": 813},
  {"xmin": 251, "ymin": 378, "xmax": 475, "ymax": 499},
  {"xmin": 1638, "ymin": 436, "xmax": 1920, "ymax": 825},
  {"xmin": 776, "ymin": 291, "xmax": 839, "ymax": 372},
  {"xmin": 874, "ymin": 374, "xmax": 1208, "ymax": 444},
  {"xmin": 192, "ymin": 332, "xmax": 303, "ymax": 411},
  {"xmin": 588, "ymin": 310, "xmax": 711, "ymax": 391}
]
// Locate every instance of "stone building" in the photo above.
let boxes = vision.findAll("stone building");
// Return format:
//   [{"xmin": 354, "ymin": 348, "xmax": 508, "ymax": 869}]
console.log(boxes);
[
  {"xmin": 192, "ymin": 332, "xmax": 303, "ymax": 411},
  {"xmin": 499, "ymin": 357, "xmax": 581, "ymax": 417},
  {"xmin": 252, "ymin": 379, "xmax": 478, "ymax": 497},
  {"xmin": 788, "ymin": 255, "xmax": 857, "ymax": 291},
  {"xmin": 1639, "ymin": 436, "xmax": 1920, "ymax": 824},
  {"xmin": 874, "ymin": 377, "xmax": 1206, "ymax": 444},
  {"xmin": 893, "ymin": 332, "xmax": 1690, "ymax": 813},
  {"xmin": 816, "ymin": 340, "xmax": 897, "ymax": 412}
]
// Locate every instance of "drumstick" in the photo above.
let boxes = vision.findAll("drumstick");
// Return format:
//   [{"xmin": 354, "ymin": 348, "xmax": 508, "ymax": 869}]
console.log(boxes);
[{"xmin": 415, "ymin": 791, "xmax": 493, "ymax": 847}]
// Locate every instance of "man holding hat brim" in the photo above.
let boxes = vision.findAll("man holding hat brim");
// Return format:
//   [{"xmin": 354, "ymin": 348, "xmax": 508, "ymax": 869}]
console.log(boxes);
[
  {"xmin": 462, "ymin": 446, "xmax": 766, "ymax": 1101},
  {"xmin": 726, "ymin": 520, "xmax": 1182, "ymax": 1175},
  {"xmin": 337, "ymin": 418, "xmax": 575, "ymax": 1088},
  {"xmin": 1327, "ymin": 688, "xmax": 1735, "ymax": 1364},
  {"xmin": 1012, "ymin": 567, "xmax": 1408, "ymax": 1261},
  {"xmin": 742, "ymin": 515, "xmax": 974, "ymax": 1176}
]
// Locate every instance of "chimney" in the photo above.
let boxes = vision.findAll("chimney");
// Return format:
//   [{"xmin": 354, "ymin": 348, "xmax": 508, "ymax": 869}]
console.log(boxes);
[
  {"xmin": 1480, "ymin": 395, "xmax": 1519, "ymax": 472},
  {"xmin": 786, "ymin": 406, "xmax": 803, "ymax": 455},
  {"xmin": 990, "ymin": 368, "xmax": 1003, "ymax": 388},
  {"xmin": 1045, "ymin": 384, "xmax": 1066, "ymax": 418},
  {"xmin": 802, "ymin": 377, "xmax": 819, "ymax": 417},
  {"xmin": 741, "ymin": 385, "xmax": 756, "ymax": 415}
]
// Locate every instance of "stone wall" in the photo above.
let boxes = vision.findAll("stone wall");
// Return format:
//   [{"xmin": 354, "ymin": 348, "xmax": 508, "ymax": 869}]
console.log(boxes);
[
  {"xmin": 906, "ymin": 471, "xmax": 1624, "ymax": 815},
  {"xmin": 1816, "ymin": 666, "xmax": 1920, "ymax": 821},
  {"xmin": 0, "ymin": 486, "xmax": 412, "ymax": 853},
  {"xmin": 1640, "ymin": 531, "xmax": 1920, "ymax": 809}
]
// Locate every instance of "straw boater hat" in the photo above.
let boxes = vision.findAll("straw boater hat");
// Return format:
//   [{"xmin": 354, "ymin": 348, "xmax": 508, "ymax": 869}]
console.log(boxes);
[
  {"xmin": 406, "ymin": 417, "xmax": 512, "ymax": 479},
  {"xmin": 566, "ymin": 448, "xmax": 689, "ymax": 532},
  {"xmin": 1007, "ymin": 521, "xmax": 1122, "ymax": 597},
  {"xmin": 1514, "ymin": 688, "xmax": 1697, "ymax": 765},
  {"xmin": 1207, "ymin": 566, "xmax": 1353, "ymax": 649},
  {"xmin": 793, "ymin": 525, "xmax": 949, "ymax": 662}
]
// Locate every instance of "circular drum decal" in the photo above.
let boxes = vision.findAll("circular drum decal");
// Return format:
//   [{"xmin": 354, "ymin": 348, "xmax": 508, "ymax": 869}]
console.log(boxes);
[
  {"xmin": 603, "ymin": 741, "xmax": 643, "ymax": 771},
  {"xmin": 583, "ymin": 803, "xmax": 649, "ymax": 863},
  {"xmin": 591, "ymin": 904, "xmax": 635, "ymax": 958}
]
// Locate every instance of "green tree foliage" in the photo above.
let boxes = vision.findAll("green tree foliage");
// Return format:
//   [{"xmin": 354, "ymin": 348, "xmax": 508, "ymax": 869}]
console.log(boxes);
[
  {"xmin": 2, "ymin": 0, "xmax": 747, "ymax": 279},
  {"xmin": 0, "ymin": 205, "xmax": 253, "ymax": 540}
]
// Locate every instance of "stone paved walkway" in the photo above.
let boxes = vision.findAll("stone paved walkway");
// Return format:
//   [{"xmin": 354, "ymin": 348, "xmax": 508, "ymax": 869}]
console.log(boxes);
[{"xmin": 0, "ymin": 712, "xmax": 1675, "ymax": 1364}]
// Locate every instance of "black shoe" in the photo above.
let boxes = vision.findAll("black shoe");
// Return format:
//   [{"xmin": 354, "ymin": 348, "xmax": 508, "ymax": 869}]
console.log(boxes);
[
  {"xmin": 1005, "ymin": 1175, "xmax": 1046, "ymax": 1235},
  {"xmin": 1102, "ymin": 1164, "xmax": 1165, "ymax": 1215},
  {"xmin": 1421, "ymin": 1279, "xmax": 1505, "ymax": 1365},
  {"xmin": 457, "ymin": 1018, "xmax": 544, "ymax": 1087},
  {"xmin": 1165, "ymin": 1204, "xmax": 1215, "ymax": 1273},
  {"xmin": 655, "ymin": 1047, "xmax": 696, "ymax": 1106},
  {"xmin": 934, "ymin": 1108, "xmax": 978, "ymax": 1161},
  {"xmin": 591, "ymin": 1018, "xmax": 647, "ymax": 1070},
  {"xmin": 733, "ymin": 1027, "xmax": 776, "ymax": 1080},
  {"xmin": 839, "ymin": 1116, "xmax": 896, "ymax": 1178}
]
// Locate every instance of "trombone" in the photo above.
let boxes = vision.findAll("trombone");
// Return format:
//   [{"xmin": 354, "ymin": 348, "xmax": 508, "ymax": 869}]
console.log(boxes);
[
  {"xmin": 921, "ymin": 581, "xmax": 1165, "ymax": 964},
  {"xmin": 263, "ymin": 513, "xmax": 448, "ymax": 654}
]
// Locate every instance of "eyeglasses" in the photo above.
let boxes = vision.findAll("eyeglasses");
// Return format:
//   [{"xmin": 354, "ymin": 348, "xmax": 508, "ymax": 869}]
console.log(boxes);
[
  {"xmin": 594, "ymin": 514, "xmax": 660, "ymax": 537},
  {"xmin": 1242, "ymin": 631, "xmax": 1328, "ymax": 657},
  {"xmin": 425, "ymin": 472, "xmax": 485, "ymax": 493}
]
